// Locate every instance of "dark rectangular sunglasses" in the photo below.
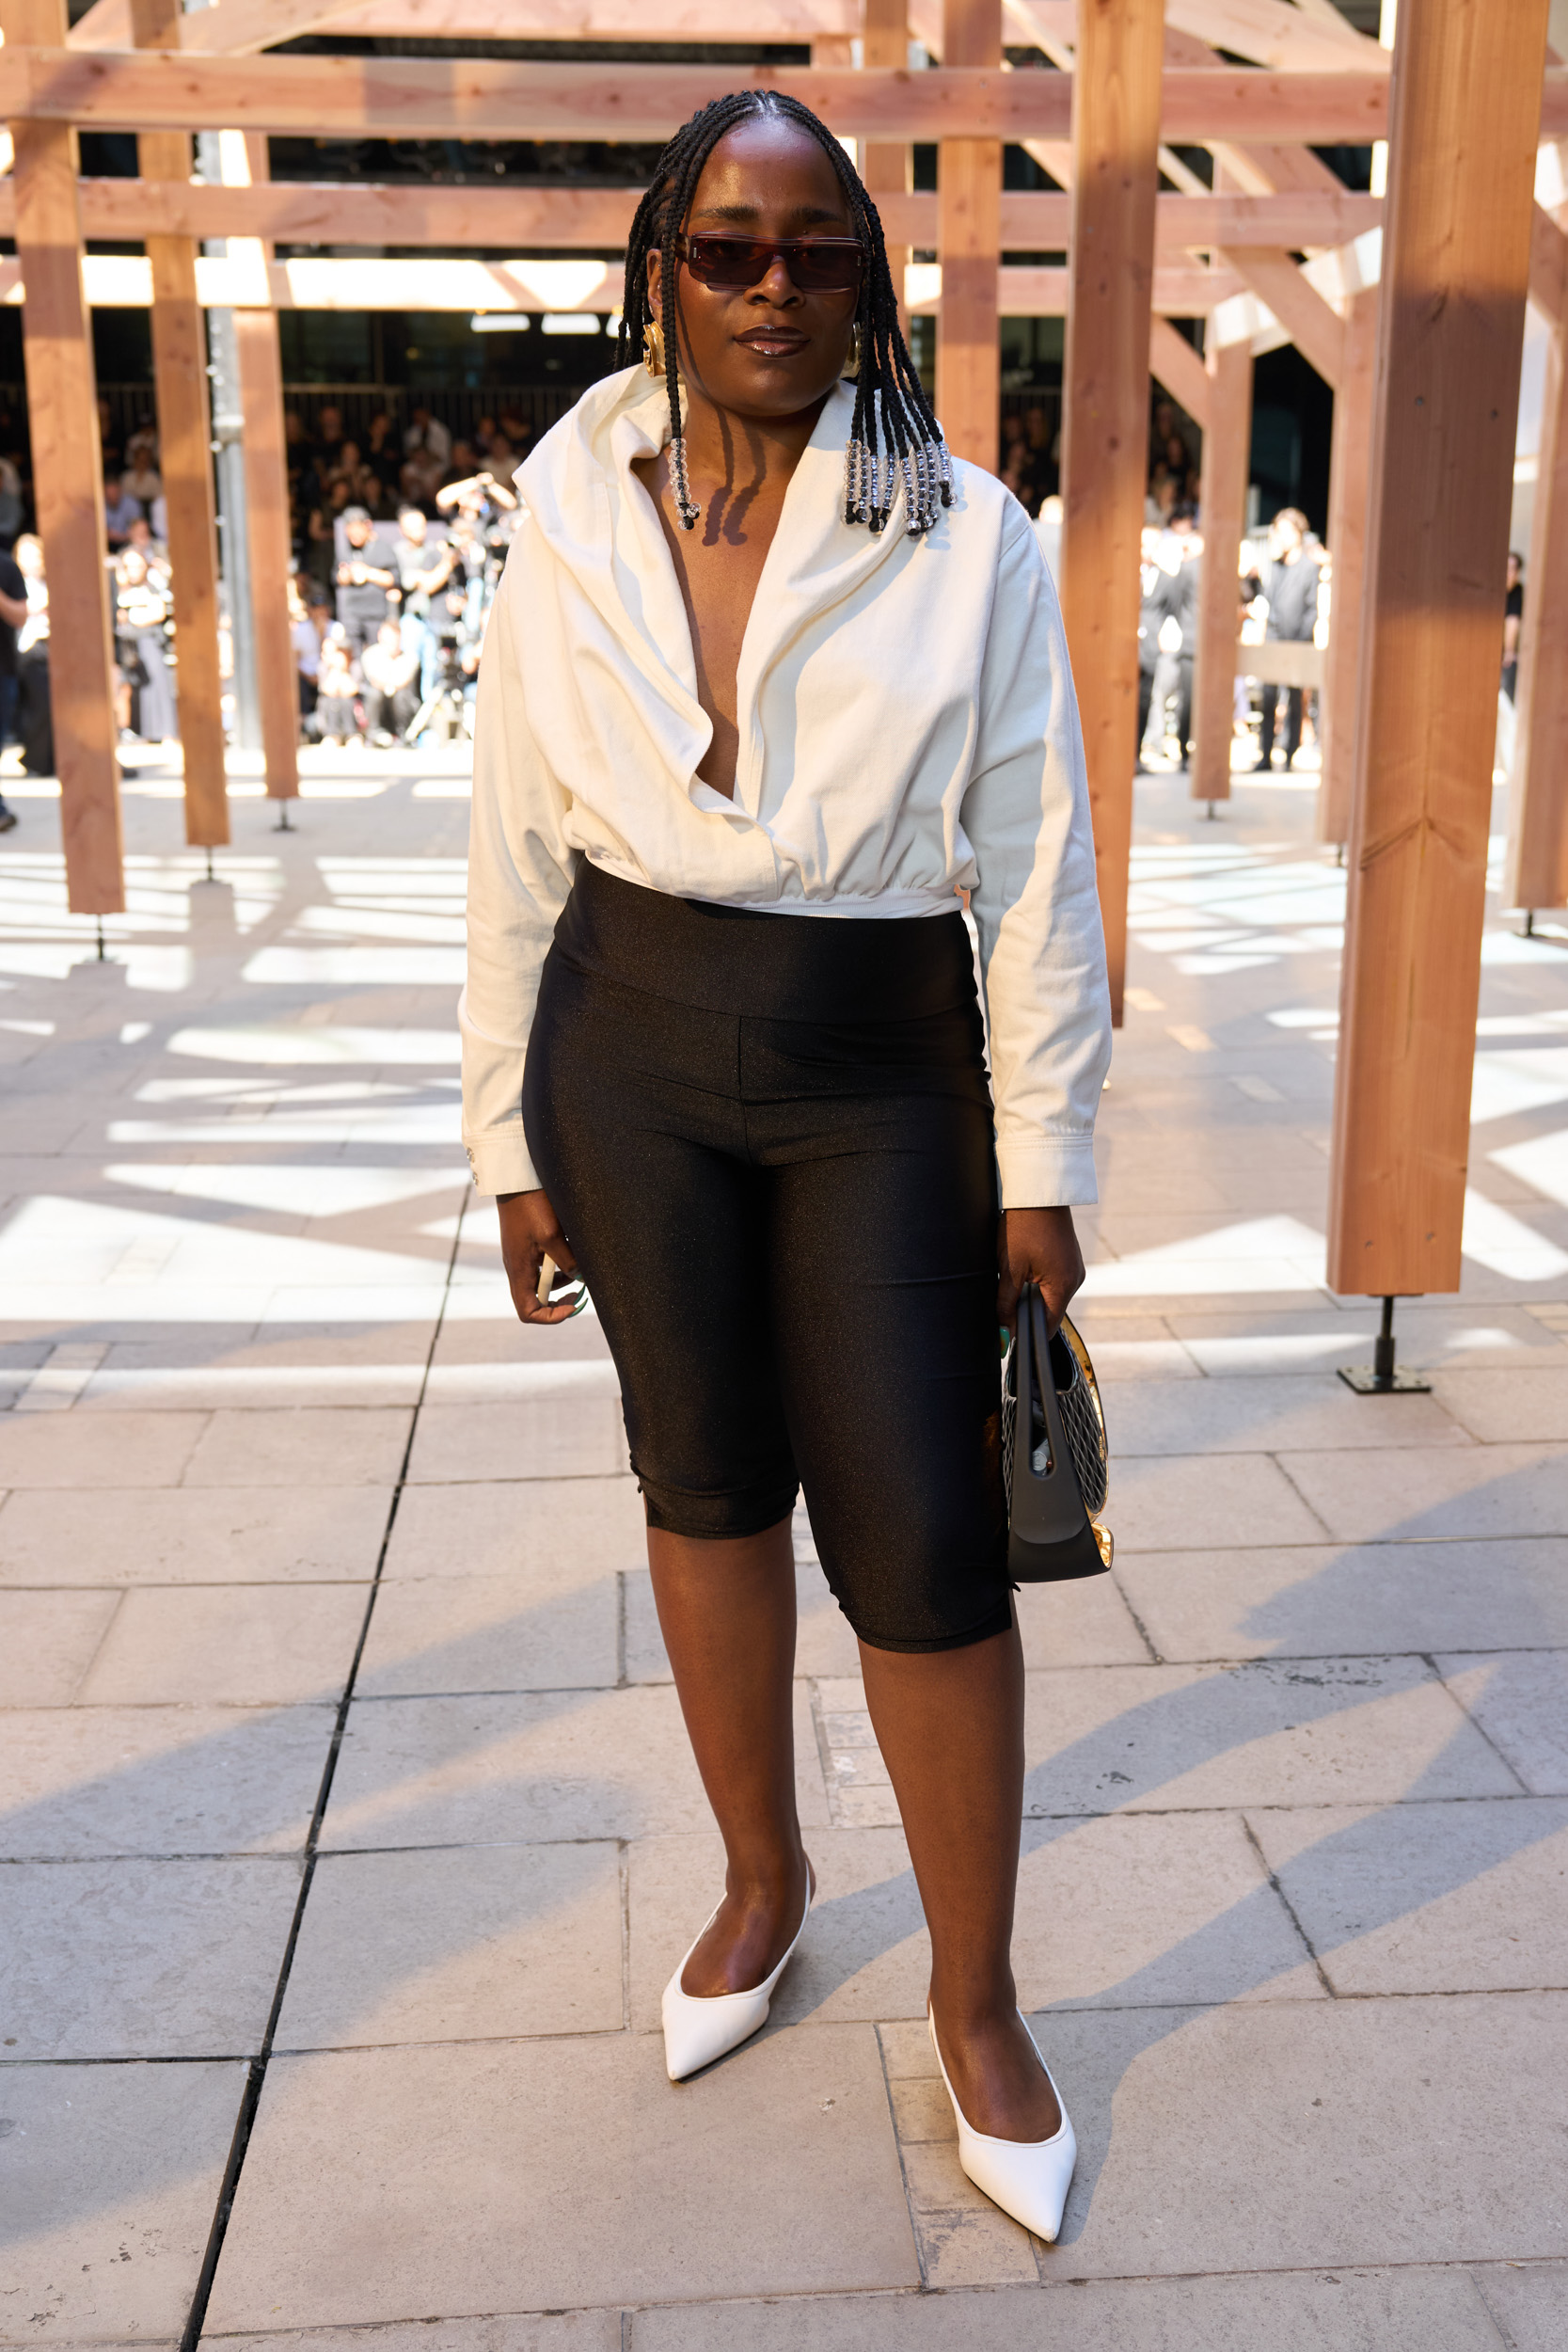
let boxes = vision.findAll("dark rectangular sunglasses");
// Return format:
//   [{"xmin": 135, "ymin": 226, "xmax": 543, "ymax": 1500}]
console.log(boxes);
[{"xmin": 676, "ymin": 232, "xmax": 864, "ymax": 294}]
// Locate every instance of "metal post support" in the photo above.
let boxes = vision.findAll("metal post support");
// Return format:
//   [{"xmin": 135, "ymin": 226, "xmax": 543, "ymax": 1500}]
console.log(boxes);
[{"xmin": 1338, "ymin": 1295, "xmax": 1431, "ymax": 1395}]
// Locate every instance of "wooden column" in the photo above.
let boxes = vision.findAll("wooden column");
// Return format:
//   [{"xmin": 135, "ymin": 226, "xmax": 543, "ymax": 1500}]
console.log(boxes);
[
  {"xmin": 4, "ymin": 0, "xmax": 121, "ymax": 914},
  {"xmin": 863, "ymin": 0, "xmax": 911, "ymax": 339},
  {"xmin": 1327, "ymin": 0, "xmax": 1550, "ymax": 1301},
  {"xmin": 1190, "ymin": 337, "xmax": 1253, "ymax": 806},
  {"xmin": 1317, "ymin": 284, "xmax": 1378, "ymax": 846},
  {"xmin": 936, "ymin": 0, "xmax": 1000, "ymax": 470},
  {"xmin": 1505, "ymin": 207, "xmax": 1568, "ymax": 910},
  {"xmin": 1057, "ymin": 0, "xmax": 1164, "ymax": 1023},
  {"xmin": 230, "ymin": 135, "xmax": 298, "ymax": 805},
  {"xmin": 135, "ymin": 0, "xmax": 228, "ymax": 848}
]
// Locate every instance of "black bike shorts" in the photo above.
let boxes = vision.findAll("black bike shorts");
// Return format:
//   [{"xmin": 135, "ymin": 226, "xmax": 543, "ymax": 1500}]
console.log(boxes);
[{"xmin": 522, "ymin": 862, "xmax": 1012, "ymax": 1655}]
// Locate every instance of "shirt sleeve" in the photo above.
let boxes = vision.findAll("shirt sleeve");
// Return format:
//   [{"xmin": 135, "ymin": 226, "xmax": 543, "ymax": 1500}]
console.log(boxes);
[
  {"xmin": 959, "ymin": 512, "xmax": 1112, "ymax": 1210},
  {"xmin": 460, "ymin": 546, "xmax": 579, "ymax": 1195}
]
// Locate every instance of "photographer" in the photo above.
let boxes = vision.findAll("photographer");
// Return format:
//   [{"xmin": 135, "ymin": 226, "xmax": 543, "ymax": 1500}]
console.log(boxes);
[{"xmin": 333, "ymin": 505, "xmax": 400, "ymax": 658}]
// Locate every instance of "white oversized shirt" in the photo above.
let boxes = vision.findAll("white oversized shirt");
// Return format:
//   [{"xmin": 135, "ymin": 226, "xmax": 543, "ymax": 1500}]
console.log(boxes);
[{"xmin": 461, "ymin": 365, "xmax": 1111, "ymax": 1206}]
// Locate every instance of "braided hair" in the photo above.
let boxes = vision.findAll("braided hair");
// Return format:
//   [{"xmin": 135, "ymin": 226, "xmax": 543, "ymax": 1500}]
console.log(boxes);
[{"xmin": 617, "ymin": 90, "xmax": 952, "ymax": 537}]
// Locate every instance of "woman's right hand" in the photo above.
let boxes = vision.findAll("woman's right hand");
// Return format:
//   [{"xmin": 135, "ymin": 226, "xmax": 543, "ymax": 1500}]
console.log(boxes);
[{"xmin": 497, "ymin": 1187, "xmax": 580, "ymax": 1326}]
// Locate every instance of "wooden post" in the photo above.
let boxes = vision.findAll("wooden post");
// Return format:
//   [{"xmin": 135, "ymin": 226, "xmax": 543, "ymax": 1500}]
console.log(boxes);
[
  {"xmin": 936, "ymin": 0, "xmax": 1000, "ymax": 470},
  {"xmin": 1190, "ymin": 337, "xmax": 1252, "ymax": 806},
  {"xmin": 135, "ymin": 0, "xmax": 228, "ymax": 848},
  {"xmin": 1505, "ymin": 207, "xmax": 1568, "ymax": 910},
  {"xmin": 1057, "ymin": 0, "xmax": 1164, "ymax": 1023},
  {"xmin": 1327, "ymin": 0, "xmax": 1550, "ymax": 1301},
  {"xmin": 4, "ymin": 0, "xmax": 122, "ymax": 914},
  {"xmin": 230, "ymin": 134, "xmax": 298, "ymax": 805},
  {"xmin": 863, "ymin": 0, "xmax": 911, "ymax": 339},
  {"xmin": 1316, "ymin": 284, "xmax": 1378, "ymax": 846}
]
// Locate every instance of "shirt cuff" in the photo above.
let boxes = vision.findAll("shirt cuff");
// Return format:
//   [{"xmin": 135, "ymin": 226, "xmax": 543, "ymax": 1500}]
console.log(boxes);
[
  {"xmin": 464, "ymin": 1131, "xmax": 542, "ymax": 1197},
  {"xmin": 996, "ymin": 1134, "xmax": 1099, "ymax": 1209}
]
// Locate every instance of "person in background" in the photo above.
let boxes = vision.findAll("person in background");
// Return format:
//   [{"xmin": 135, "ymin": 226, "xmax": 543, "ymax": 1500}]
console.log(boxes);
[
  {"xmin": 291, "ymin": 578, "xmax": 326, "ymax": 731},
  {"xmin": 103, "ymin": 474, "xmax": 141, "ymax": 548},
  {"xmin": 0, "ymin": 526, "xmax": 25, "ymax": 832},
  {"xmin": 314, "ymin": 625, "xmax": 358, "ymax": 747},
  {"xmin": 334, "ymin": 505, "xmax": 400, "ymax": 657},
  {"xmin": 392, "ymin": 501, "xmax": 454, "ymax": 700},
  {"xmin": 1162, "ymin": 503, "xmax": 1202, "ymax": 770},
  {"xmin": 365, "ymin": 409, "xmax": 398, "ymax": 469},
  {"xmin": 1255, "ymin": 506, "xmax": 1317, "ymax": 771},
  {"xmin": 359, "ymin": 617, "xmax": 421, "ymax": 744},
  {"xmin": 404, "ymin": 404, "xmax": 452, "ymax": 470},
  {"xmin": 121, "ymin": 443, "xmax": 163, "ymax": 516},
  {"xmin": 306, "ymin": 478, "xmax": 352, "ymax": 597},
  {"xmin": 125, "ymin": 513, "xmax": 167, "ymax": 566},
  {"xmin": 113, "ymin": 544, "xmax": 177, "ymax": 745},
  {"xmin": 1503, "ymin": 550, "xmax": 1524, "ymax": 704},
  {"xmin": 312, "ymin": 405, "xmax": 346, "ymax": 473},
  {"xmin": 1135, "ymin": 524, "xmax": 1164, "ymax": 770},
  {"xmin": 0, "ymin": 456, "xmax": 23, "ymax": 549},
  {"xmin": 14, "ymin": 535, "xmax": 50, "ymax": 776}
]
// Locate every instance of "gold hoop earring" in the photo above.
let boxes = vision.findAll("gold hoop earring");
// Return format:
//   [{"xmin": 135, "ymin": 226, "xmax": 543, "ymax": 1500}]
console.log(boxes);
[
  {"xmin": 643, "ymin": 319, "xmax": 667, "ymax": 379},
  {"xmin": 845, "ymin": 325, "xmax": 862, "ymax": 378}
]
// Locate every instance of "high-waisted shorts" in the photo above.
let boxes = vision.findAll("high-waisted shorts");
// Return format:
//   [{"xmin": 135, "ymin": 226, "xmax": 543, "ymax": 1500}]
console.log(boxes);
[{"xmin": 523, "ymin": 862, "xmax": 1011, "ymax": 1654}]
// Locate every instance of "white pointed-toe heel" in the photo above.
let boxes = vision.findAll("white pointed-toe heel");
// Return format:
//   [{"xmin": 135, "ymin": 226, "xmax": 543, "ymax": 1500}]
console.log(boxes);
[
  {"xmin": 927, "ymin": 2006, "xmax": 1077, "ymax": 2244},
  {"xmin": 661, "ymin": 1876, "xmax": 814, "ymax": 2082}
]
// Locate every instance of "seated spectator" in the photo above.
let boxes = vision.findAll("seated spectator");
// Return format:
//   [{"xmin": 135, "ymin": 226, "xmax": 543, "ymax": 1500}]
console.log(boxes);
[
  {"xmin": 0, "ymin": 526, "xmax": 24, "ymax": 832},
  {"xmin": 97, "ymin": 398, "xmax": 124, "ymax": 481},
  {"xmin": 291, "ymin": 575, "xmax": 326, "ymax": 730},
  {"xmin": 13, "ymin": 533, "xmax": 51, "ymax": 781},
  {"xmin": 0, "ymin": 456, "xmax": 23, "ymax": 549},
  {"xmin": 359, "ymin": 618, "xmax": 420, "ymax": 743},
  {"xmin": 122, "ymin": 448, "xmax": 163, "ymax": 513},
  {"xmin": 312, "ymin": 405, "xmax": 346, "ymax": 472},
  {"xmin": 113, "ymin": 545, "xmax": 177, "ymax": 745},
  {"xmin": 103, "ymin": 474, "xmax": 141, "ymax": 548},
  {"xmin": 306, "ymin": 479, "xmax": 352, "ymax": 596},
  {"xmin": 313, "ymin": 626, "xmax": 358, "ymax": 747},
  {"xmin": 125, "ymin": 513, "xmax": 168, "ymax": 565},
  {"xmin": 365, "ymin": 408, "xmax": 397, "ymax": 467},
  {"xmin": 333, "ymin": 505, "xmax": 400, "ymax": 655},
  {"xmin": 404, "ymin": 404, "xmax": 452, "ymax": 469}
]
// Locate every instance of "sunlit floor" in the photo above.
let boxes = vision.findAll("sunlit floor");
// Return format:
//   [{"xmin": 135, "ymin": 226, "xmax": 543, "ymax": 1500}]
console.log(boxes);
[{"xmin": 1, "ymin": 749, "xmax": 1565, "ymax": 2349}]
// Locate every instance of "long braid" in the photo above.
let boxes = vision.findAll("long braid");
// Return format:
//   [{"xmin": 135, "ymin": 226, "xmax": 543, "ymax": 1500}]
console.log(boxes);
[{"xmin": 617, "ymin": 90, "xmax": 951, "ymax": 536}]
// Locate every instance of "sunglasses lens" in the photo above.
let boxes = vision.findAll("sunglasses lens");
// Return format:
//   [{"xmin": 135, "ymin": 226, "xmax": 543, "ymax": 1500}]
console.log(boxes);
[
  {"xmin": 792, "ymin": 246, "xmax": 863, "ymax": 292},
  {"xmin": 684, "ymin": 236, "xmax": 862, "ymax": 293}
]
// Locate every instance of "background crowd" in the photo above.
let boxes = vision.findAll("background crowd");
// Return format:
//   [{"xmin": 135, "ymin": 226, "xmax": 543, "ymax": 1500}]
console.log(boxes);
[{"xmin": 0, "ymin": 376, "xmax": 1523, "ymax": 837}]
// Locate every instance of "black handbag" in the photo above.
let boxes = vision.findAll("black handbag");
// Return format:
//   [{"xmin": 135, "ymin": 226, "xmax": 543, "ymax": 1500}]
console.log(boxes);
[{"xmin": 1001, "ymin": 1283, "xmax": 1112, "ymax": 1581}]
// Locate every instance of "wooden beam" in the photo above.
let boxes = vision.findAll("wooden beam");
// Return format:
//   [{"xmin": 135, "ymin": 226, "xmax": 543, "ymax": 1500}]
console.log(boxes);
[
  {"xmin": 225, "ymin": 135, "xmax": 298, "ymax": 808},
  {"xmin": 4, "ymin": 0, "xmax": 122, "ymax": 917},
  {"xmin": 1148, "ymin": 312, "xmax": 1209, "ymax": 426},
  {"xmin": 1218, "ymin": 244, "xmax": 1345, "ymax": 384},
  {"xmin": 937, "ymin": 0, "xmax": 1001, "ymax": 472},
  {"xmin": 1058, "ymin": 0, "xmax": 1164, "ymax": 1027},
  {"xmin": 1316, "ymin": 283, "xmax": 1376, "ymax": 847},
  {"xmin": 70, "ymin": 0, "xmax": 866, "ymax": 45},
  {"xmin": 1190, "ymin": 337, "xmax": 1251, "ymax": 805},
  {"xmin": 1327, "ymin": 0, "xmax": 1551, "ymax": 1301},
  {"xmin": 0, "ymin": 175, "xmax": 1384, "ymax": 253},
  {"xmin": 134, "ymin": 0, "xmax": 228, "ymax": 850},
  {"xmin": 863, "ymin": 0, "xmax": 911, "ymax": 335},
  {"xmin": 0, "ymin": 52, "xmax": 1447, "ymax": 145},
  {"xmin": 1505, "ymin": 215, "xmax": 1568, "ymax": 910},
  {"xmin": 1165, "ymin": 0, "xmax": 1386, "ymax": 73},
  {"xmin": 1530, "ymin": 199, "xmax": 1568, "ymax": 326}
]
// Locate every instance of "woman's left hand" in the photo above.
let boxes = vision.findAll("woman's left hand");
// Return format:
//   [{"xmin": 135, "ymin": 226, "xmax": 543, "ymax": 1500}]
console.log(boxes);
[{"xmin": 998, "ymin": 1205, "xmax": 1085, "ymax": 1339}]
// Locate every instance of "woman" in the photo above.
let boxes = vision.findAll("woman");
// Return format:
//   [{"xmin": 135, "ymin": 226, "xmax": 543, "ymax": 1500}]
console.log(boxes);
[{"xmin": 462, "ymin": 92, "xmax": 1110, "ymax": 2245}]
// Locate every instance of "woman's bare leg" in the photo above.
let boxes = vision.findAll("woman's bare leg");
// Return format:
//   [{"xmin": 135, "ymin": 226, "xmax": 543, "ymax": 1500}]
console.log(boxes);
[
  {"xmin": 647, "ymin": 1514, "xmax": 814, "ymax": 1996},
  {"xmin": 858, "ymin": 1619, "xmax": 1061, "ymax": 2141}
]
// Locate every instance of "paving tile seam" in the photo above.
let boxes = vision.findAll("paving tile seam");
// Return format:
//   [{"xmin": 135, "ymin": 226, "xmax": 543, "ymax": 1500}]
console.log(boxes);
[
  {"xmin": 1107, "ymin": 1573, "xmax": 1164, "ymax": 1663},
  {"xmin": 174, "ymin": 1199, "xmax": 473, "ymax": 2352},
  {"xmin": 1417, "ymin": 1647, "xmax": 1536, "ymax": 1796},
  {"xmin": 874, "ymin": 2024, "xmax": 933, "ymax": 2287},
  {"xmin": 1239, "ymin": 1812, "xmax": 1337, "ymax": 1997}
]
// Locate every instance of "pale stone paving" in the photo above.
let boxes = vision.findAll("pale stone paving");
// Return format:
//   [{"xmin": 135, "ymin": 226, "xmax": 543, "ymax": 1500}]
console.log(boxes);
[{"xmin": 0, "ymin": 745, "xmax": 1563, "ymax": 2347}]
